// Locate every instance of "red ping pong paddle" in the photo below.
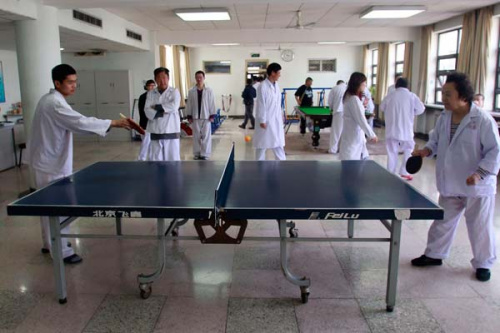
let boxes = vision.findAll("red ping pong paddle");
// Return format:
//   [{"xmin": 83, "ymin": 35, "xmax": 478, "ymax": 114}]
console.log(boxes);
[
  {"xmin": 120, "ymin": 113, "xmax": 145, "ymax": 135},
  {"xmin": 406, "ymin": 155, "xmax": 423, "ymax": 174}
]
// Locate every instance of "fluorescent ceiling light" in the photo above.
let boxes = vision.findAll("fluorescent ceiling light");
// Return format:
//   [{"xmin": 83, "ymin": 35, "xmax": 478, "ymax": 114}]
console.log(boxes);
[
  {"xmin": 212, "ymin": 43, "xmax": 240, "ymax": 46},
  {"xmin": 360, "ymin": 6, "xmax": 425, "ymax": 19},
  {"xmin": 175, "ymin": 8, "xmax": 230, "ymax": 21},
  {"xmin": 60, "ymin": 47, "xmax": 65, "ymax": 51},
  {"xmin": 219, "ymin": 61, "xmax": 231, "ymax": 64},
  {"xmin": 318, "ymin": 42, "xmax": 346, "ymax": 45}
]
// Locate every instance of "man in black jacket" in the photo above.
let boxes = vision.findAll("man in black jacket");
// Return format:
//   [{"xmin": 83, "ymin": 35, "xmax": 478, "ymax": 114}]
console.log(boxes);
[
  {"xmin": 239, "ymin": 78, "xmax": 257, "ymax": 129},
  {"xmin": 137, "ymin": 79, "xmax": 155, "ymax": 160}
]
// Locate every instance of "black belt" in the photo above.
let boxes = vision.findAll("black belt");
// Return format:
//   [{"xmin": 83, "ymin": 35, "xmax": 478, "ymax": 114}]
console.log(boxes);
[{"xmin": 150, "ymin": 133, "xmax": 180, "ymax": 140}]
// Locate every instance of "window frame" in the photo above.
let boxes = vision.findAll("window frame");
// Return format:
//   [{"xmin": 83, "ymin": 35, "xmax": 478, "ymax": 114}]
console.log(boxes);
[
  {"xmin": 371, "ymin": 49, "xmax": 378, "ymax": 91},
  {"xmin": 435, "ymin": 28, "xmax": 462, "ymax": 104},
  {"xmin": 394, "ymin": 42, "xmax": 405, "ymax": 82},
  {"xmin": 494, "ymin": 25, "xmax": 500, "ymax": 111}
]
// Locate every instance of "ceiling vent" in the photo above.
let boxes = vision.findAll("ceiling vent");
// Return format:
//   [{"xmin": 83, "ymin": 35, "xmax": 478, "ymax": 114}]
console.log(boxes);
[
  {"xmin": 73, "ymin": 10, "xmax": 103, "ymax": 28},
  {"xmin": 126, "ymin": 30, "xmax": 142, "ymax": 42}
]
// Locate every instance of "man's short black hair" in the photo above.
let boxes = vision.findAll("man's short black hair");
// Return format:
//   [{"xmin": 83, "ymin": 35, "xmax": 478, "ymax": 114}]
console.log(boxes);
[
  {"xmin": 52, "ymin": 64, "xmax": 76, "ymax": 84},
  {"xmin": 144, "ymin": 79, "xmax": 155, "ymax": 90},
  {"xmin": 395, "ymin": 77, "xmax": 408, "ymax": 89},
  {"xmin": 336, "ymin": 80, "xmax": 344, "ymax": 85},
  {"xmin": 445, "ymin": 72, "xmax": 474, "ymax": 104},
  {"xmin": 267, "ymin": 63, "xmax": 282, "ymax": 76},
  {"xmin": 306, "ymin": 77, "xmax": 313, "ymax": 82},
  {"xmin": 154, "ymin": 67, "xmax": 170, "ymax": 78},
  {"xmin": 195, "ymin": 70, "xmax": 205, "ymax": 77},
  {"xmin": 246, "ymin": 78, "xmax": 252, "ymax": 85}
]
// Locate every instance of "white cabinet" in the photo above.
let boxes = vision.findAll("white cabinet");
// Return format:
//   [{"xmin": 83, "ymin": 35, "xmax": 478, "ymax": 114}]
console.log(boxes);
[{"xmin": 69, "ymin": 70, "xmax": 131, "ymax": 142}]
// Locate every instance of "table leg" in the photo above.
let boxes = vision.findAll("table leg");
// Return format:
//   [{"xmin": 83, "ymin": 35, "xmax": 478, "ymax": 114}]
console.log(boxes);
[
  {"xmin": 347, "ymin": 219, "xmax": 354, "ymax": 238},
  {"xmin": 278, "ymin": 219, "xmax": 310, "ymax": 303},
  {"xmin": 115, "ymin": 217, "xmax": 122, "ymax": 236},
  {"xmin": 49, "ymin": 216, "xmax": 67, "ymax": 304},
  {"xmin": 311, "ymin": 119, "xmax": 320, "ymax": 148},
  {"xmin": 386, "ymin": 219, "xmax": 402, "ymax": 312},
  {"xmin": 299, "ymin": 115, "xmax": 306, "ymax": 134},
  {"xmin": 137, "ymin": 218, "xmax": 166, "ymax": 299}
]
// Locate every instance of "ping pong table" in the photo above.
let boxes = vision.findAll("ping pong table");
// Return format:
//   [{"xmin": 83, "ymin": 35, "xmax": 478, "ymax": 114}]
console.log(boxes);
[{"xmin": 7, "ymin": 145, "xmax": 443, "ymax": 312}]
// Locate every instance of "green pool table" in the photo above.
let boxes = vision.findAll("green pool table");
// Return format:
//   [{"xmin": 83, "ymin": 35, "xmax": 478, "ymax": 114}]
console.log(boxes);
[{"xmin": 295, "ymin": 106, "xmax": 332, "ymax": 148}]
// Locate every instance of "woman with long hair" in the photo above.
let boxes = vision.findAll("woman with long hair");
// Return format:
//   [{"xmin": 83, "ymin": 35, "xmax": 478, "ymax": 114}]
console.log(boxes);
[{"xmin": 339, "ymin": 72, "xmax": 378, "ymax": 160}]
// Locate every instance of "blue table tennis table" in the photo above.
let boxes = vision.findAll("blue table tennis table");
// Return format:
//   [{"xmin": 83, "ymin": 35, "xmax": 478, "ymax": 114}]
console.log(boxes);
[{"xmin": 7, "ymin": 145, "xmax": 443, "ymax": 311}]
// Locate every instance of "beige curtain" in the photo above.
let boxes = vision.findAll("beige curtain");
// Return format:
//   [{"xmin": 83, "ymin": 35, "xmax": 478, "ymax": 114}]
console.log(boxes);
[
  {"xmin": 402, "ymin": 42, "xmax": 413, "ymax": 90},
  {"xmin": 457, "ymin": 6, "xmax": 493, "ymax": 94},
  {"xmin": 159, "ymin": 45, "xmax": 167, "ymax": 68},
  {"xmin": 417, "ymin": 25, "xmax": 433, "ymax": 102},
  {"xmin": 172, "ymin": 45, "xmax": 185, "ymax": 107},
  {"xmin": 362, "ymin": 45, "xmax": 370, "ymax": 74},
  {"xmin": 375, "ymin": 42, "xmax": 389, "ymax": 105},
  {"xmin": 184, "ymin": 46, "xmax": 192, "ymax": 89}
]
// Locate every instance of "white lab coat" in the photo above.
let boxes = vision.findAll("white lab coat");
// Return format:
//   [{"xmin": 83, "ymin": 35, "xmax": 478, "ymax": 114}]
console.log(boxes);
[
  {"xmin": 381, "ymin": 88, "xmax": 425, "ymax": 141},
  {"xmin": 328, "ymin": 83, "xmax": 347, "ymax": 153},
  {"xmin": 28, "ymin": 89, "xmax": 111, "ymax": 176},
  {"xmin": 387, "ymin": 84, "xmax": 396, "ymax": 96},
  {"xmin": 339, "ymin": 94, "xmax": 376, "ymax": 160},
  {"xmin": 28, "ymin": 89, "xmax": 111, "ymax": 258},
  {"xmin": 145, "ymin": 87, "xmax": 181, "ymax": 161},
  {"xmin": 423, "ymin": 103, "xmax": 500, "ymax": 269},
  {"xmin": 363, "ymin": 88, "xmax": 375, "ymax": 128},
  {"xmin": 253, "ymin": 79, "xmax": 285, "ymax": 150},
  {"xmin": 186, "ymin": 86, "xmax": 216, "ymax": 158},
  {"xmin": 425, "ymin": 103, "xmax": 500, "ymax": 197}
]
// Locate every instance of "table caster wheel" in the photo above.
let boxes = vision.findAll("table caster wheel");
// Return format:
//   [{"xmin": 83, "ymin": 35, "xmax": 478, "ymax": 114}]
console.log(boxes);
[
  {"xmin": 139, "ymin": 284, "xmax": 152, "ymax": 299},
  {"xmin": 59, "ymin": 298, "xmax": 67, "ymax": 304},
  {"xmin": 386, "ymin": 305, "xmax": 394, "ymax": 312},
  {"xmin": 289, "ymin": 228, "xmax": 298, "ymax": 238},
  {"xmin": 301, "ymin": 292, "xmax": 309, "ymax": 304},
  {"xmin": 171, "ymin": 228, "xmax": 179, "ymax": 237}
]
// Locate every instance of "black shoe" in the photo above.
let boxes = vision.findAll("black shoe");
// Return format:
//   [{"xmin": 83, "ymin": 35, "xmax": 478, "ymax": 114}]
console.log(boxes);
[
  {"xmin": 411, "ymin": 255, "xmax": 443, "ymax": 267},
  {"xmin": 249, "ymin": 127, "xmax": 255, "ymax": 130},
  {"xmin": 476, "ymin": 268, "xmax": 491, "ymax": 282},
  {"xmin": 199, "ymin": 156, "xmax": 208, "ymax": 160},
  {"xmin": 41, "ymin": 242, "xmax": 71, "ymax": 254},
  {"xmin": 63, "ymin": 254, "xmax": 83, "ymax": 264},
  {"xmin": 238, "ymin": 124, "xmax": 245, "ymax": 129}
]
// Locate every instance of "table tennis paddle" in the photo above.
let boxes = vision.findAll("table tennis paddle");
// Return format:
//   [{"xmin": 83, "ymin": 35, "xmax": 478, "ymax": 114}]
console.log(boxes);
[
  {"xmin": 119, "ymin": 113, "xmax": 145, "ymax": 135},
  {"xmin": 406, "ymin": 155, "xmax": 423, "ymax": 174}
]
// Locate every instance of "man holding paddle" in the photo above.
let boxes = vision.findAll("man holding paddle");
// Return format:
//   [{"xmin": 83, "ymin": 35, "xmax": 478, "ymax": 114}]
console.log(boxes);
[{"xmin": 411, "ymin": 73, "xmax": 500, "ymax": 282}]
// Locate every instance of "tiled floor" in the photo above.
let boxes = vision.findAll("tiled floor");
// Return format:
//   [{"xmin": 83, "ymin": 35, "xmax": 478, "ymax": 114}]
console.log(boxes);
[{"xmin": 1, "ymin": 118, "xmax": 499, "ymax": 332}]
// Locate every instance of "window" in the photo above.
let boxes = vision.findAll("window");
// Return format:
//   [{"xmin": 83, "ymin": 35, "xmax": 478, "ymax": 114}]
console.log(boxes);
[
  {"xmin": 435, "ymin": 28, "xmax": 462, "ymax": 104},
  {"xmin": 308, "ymin": 59, "xmax": 337, "ymax": 72},
  {"xmin": 371, "ymin": 49, "xmax": 378, "ymax": 91},
  {"xmin": 395, "ymin": 43, "xmax": 405, "ymax": 81},
  {"xmin": 494, "ymin": 27, "xmax": 500, "ymax": 111}
]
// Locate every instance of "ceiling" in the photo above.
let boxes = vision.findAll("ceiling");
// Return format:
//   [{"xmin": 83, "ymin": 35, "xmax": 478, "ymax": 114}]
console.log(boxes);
[{"xmin": 43, "ymin": 0, "xmax": 500, "ymax": 31}]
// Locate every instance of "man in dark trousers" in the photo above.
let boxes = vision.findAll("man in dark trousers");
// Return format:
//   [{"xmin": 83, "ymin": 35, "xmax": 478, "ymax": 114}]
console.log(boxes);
[
  {"xmin": 239, "ymin": 78, "xmax": 257, "ymax": 129},
  {"xmin": 295, "ymin": 77, "xmax": 314, "ymax": 134},
  {"xmin": 137, "ymin": 79, "xmax": 155, "ymax": 160}
]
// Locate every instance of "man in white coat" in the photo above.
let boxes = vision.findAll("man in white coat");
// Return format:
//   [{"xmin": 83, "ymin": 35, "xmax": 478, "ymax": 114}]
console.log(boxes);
[
  {"xmin": 327, "ymin": 80, "xmax": 347, "ymax": 154},
  {"xmin": 411, "ymin": 72, "xmax": 500, "ymax": 282},
  {"xmin": 145, "ymin": 67, "xmax": 181, "ymax": 161},
  {"xmin": 186, "ymin": 70, "xmax": 216, "ymax": 160},
  {"xmin": 363, "ymin": 87, "xmax": 375, "ymax": 129},
  {"xmin": 28, "ymin": 64, "xmax": 131, "ymax": 264},
  {"xmin": 253, "ymin": 63, "xmax": 286, "ymax": 161},
  {"xmin": 380, "ymin": 78, "xmax": 425, "ymax": 180}
]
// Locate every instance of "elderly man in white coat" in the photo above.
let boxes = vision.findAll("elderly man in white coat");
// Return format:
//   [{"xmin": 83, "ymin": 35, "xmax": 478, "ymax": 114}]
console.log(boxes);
[
  {"xmin": 186, "ymin": 70, "xmax": 216, "ymax": 160},
  {"xmin": 327, "ymin": 80, "xmax": 347, "ymax": 154},
  {"xmin": 380, "ymin": 78, "xmax": 425, "ymax": 180},
  {"xmin": 253, "ymin": 63, "xmax": 286, "ymax": 161},
  {"xmin": 28, "ymin": 64, "xmax": 131, "ymax": 264},
  {"xmin": 339, "ymin": 72, "xmax": 378, "ymax": 160},
  {"xmin": 411, "ymin": 72, "xmax": 500, "ymax": 282},
  {"xmin": 145, "ymin": 67, "xmax": 181, "ymax": 161}
]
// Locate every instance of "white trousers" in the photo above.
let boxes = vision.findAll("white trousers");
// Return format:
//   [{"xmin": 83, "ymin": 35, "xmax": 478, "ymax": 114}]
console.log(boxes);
[
  {"xmin": 255, "ymin": 147, "xmax": 286, "ymax": 161},
  {"xmin": 425, "ymin": 195, "xmax": 497, "ymax": 269},
  {"xmin": 386, "ymin": 139, "xmax": 414, "ymax": 176},
  {"xmin": 329, "ymin": 112, "xmax": 343, "ymax": 154},
  {"xmin": 148, "ymin": 139, "xmax": 180, "ymax": 161},
  {"xmin": 137, "ymin": 132, "xmax": 151, "ymax": 161},
  {"xmin": 34, "ymin": 169, "xmax": 75, "ymax": 259},
  {"xmin": 192, "ymin": 119, "xmax": 212, "ymax": 158}
]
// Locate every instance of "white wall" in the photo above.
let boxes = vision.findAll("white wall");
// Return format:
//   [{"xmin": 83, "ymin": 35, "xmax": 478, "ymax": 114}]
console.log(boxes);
[
  {"xmin": 189, "ymin": 45, "xmax": 363, "ymax": 115},
  {"xmin": 62, "ymin": 50, "xmax": 157, "ymax": 104},
  {"xmin": 0, "ymin": 49, "xmax": 21, "ymax": 118}
]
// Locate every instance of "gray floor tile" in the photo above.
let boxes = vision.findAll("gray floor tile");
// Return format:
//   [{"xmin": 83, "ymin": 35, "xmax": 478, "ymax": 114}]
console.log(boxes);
[
  {"xmin": 334, "ymin": 246, "xmax": 389, "ymax": 270},
  {"xmin": 226, "ymin": 298, "xmax": 298, "ymax": 333},
  {"xmin": 233, "ymin": 244, "xmax": 280, "ymax": 270},
  {"xmin": 83, "ymin": 295, "xmax": 165, "ymax": 333},
  {"xmin": 0, "ymin": 290, "xmax": 42, "ymax": 330},
  {"xmin": 359, "ymin": 298, "xmax": 444, "ymax": 333}
]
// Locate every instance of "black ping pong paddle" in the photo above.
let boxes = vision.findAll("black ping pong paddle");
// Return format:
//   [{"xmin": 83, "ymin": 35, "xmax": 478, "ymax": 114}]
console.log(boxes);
[{"xmin": 406, "ymin": 155, "xmax": 423, "ymax": 174}]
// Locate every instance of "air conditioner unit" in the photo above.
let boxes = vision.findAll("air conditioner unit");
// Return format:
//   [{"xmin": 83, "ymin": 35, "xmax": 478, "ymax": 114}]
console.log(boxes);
[{"xmin": 74, "ymin": 49, "xmax": 106, "ymax": 57}]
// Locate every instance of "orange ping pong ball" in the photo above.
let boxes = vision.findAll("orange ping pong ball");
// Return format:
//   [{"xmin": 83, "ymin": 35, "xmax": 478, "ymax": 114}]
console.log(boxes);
[{"xmin": 244, "ymin": 135, "xmax": 251, "ymax": 142}]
